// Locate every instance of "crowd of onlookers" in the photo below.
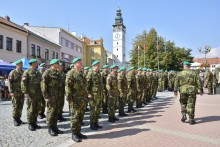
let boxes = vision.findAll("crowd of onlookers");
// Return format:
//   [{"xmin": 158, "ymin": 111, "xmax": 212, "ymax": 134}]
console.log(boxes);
[{"xmin": 0, "ymin": 75, "xmax": 10, "ymax": 101}]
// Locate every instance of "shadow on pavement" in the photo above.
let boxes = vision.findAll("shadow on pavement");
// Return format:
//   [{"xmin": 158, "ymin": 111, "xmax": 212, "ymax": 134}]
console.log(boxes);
[
  {"xmin": 195, "ymin": 116, "xmax": 220, "ymax": 124},
  {"xmin": 89, "ymin": 128, "xmax": 150, "ymax": 139}
]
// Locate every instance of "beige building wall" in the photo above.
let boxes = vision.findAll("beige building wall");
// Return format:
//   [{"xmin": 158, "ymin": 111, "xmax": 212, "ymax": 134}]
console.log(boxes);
[{"xmin": 0, "ymin": 23, "xmax": 28, "ymax": 63}]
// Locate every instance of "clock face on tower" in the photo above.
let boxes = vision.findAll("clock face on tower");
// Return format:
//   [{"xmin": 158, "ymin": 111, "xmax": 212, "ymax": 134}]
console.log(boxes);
[{"xmin": 115, "ymin": 33, "xmax": 120, "ymax": 39}]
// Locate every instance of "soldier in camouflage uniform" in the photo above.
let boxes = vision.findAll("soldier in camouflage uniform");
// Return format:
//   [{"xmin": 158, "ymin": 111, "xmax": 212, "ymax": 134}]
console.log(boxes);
[
  {"xmin": 136, "ymin": 68, "xmax": 144, "ymax": 108},
  {"xmin": 41, "ymin": 59, "xmax": 63, "ymax": 136},
  {"xmin": 127, "ymin": 66, "xmax": 137, "ymax": 112},
  {"xmin": 57, "ymin": 63, "xmax": 66, "ymax": 121},
  {"xmin": 117, "ymin": 66, "xmax": 128, "ymax": 117},
  {"xmin": 152, "ymin": 70, "xmax": 158, "ymax": 99},
  {"xmin": 148, "ymin": 69, "xmax": 154, "ymax": 101},
  {"xmin": 65, "ymin": 58, "xmax": 87, "ymax": 142},
  {"xmin": 174, "ymin": 61, "xmax": 203, "ymax": 125},
  {"xmin": 145, "ymin": 69, "xmax": 151, "ymax": 103},
  {"xmin": 168, "ymin": 71, "xmax": 176, "ymax": 91},
  {"xmin": 157, "ymin": 70, "xmax": 164, "ymax": 92},
  {"xmin": 141, "ymin": 68, "xmax": 147, "ymax": 105},
  {"xmin": 107, "ymin": 65, "xmax": 120, "ymax": 122},
  {"xmin": 83, "ymin": 67, "xmax": 90, "ymax": 112},
  {"xmin": 21, "ymin": 59, "xmax": 42, "ymax": 131},
  {"xmin": 204, "ymin": 69, "xmax": 213, "ymax": 95},
  {"xmin": 8, "ymin": 60, "xmax": 24, "ymax": 126},
  {"xmin": 87, "ymin": 60, "xmax": 103, "ymax": 130},
  {"xmin": 38, "ymin": 63, "xmax": 46, "ymax": 119},
  {"xmin": 101, "ymin": 64, "xmax": 109, "ymax": 114}
]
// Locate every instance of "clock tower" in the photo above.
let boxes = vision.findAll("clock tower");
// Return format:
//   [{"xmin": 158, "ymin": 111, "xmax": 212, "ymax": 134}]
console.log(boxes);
[{"xmin": 113, "ymin": 7, "xmax": 126, "ymax": 67}]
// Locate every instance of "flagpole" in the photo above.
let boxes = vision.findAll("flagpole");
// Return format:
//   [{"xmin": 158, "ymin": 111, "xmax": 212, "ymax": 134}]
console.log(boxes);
[{"xmin": 138, "ymin": 45, "xmax": 140, "ymax": 68}]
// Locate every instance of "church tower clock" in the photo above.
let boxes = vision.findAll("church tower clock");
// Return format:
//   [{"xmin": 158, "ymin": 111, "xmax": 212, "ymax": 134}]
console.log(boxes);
[{"xmin": 113, "ymin": 7, "xmax": 126, "ymax": 66}]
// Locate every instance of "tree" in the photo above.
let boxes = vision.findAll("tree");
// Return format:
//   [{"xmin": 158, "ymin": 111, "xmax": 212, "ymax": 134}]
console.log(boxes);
[{"xmin": 129, "ymin": 28, "xmax": 193, "ymax": 71}]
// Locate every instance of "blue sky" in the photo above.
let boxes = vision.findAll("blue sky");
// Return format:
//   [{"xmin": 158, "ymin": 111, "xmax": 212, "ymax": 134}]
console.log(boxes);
[{"xmin": 1, "ymin": 0, "xmax": 220, "ymax": 60}]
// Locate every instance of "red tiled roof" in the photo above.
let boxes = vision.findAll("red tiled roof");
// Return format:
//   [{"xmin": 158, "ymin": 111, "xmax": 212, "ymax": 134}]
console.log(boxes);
[
  {"xmin": 0, "ymin": 16, "xmax": 27, "ymax": 33},
  {"xmin": 193, "ymin": 58, "xmax": 220, "ymax": 64}
]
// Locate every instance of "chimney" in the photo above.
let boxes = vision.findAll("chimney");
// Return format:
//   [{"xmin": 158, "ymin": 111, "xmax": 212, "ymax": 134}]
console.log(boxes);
[
  {"xmin": 24, "ymin": 23, "xmax": 29, "ymax": 26},
  {"xmin": 5, "ymin": 16, "xmax": 10, "ymax": 21}
]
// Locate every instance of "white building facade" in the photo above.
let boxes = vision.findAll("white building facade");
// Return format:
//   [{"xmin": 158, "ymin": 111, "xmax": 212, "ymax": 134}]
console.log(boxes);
[{"xmin": 112, "ymin": 7, "xmax": 126, "ymax": 67}]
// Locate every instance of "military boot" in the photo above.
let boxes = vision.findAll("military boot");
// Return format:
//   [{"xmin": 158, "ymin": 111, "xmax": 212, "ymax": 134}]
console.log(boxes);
[
  {"xmin": 189, "ymin": 119, "xmax": 196, "ymax": 125},
  {"xmin": 77, "ymin": 132, "xmax": 88, "ymax": 139},
  {"xmin": 28, "ymin": 124, "xmax": 36, "ymax": 131},
  {"xmin": 58, "ymin": 115, "xmax": 66, "ymax": 122},
  {"xmin": 90, "ymin": 123, "xmax": 98, "ymax": 130},
  {"xmin": 127, "ymin": 107, "xmax": 132, "ymax": 113},
  {"xmin": 18, "ymin": 118, "xmax": 25, "ymax": 125},
  {"xmin": 95, "ymin": 122, "xmax": 102, "ymax": 129},
  {"xmin": 181, "ymin": 113, "xmax": 187, "ymax": 122},
  {"xmin": 48, "ymin": 127, "xmax": 58, "ymax": 136},
  {"xmin": 13, "ymin": 118, "xmax": 20, "ymax": 126},
  {"xmin": 113, "ymin": 117, "xmax": 119, "ymax": 121},
  {"xmin": 108, "ymin": 116, "xmax": 115, "ymax": 123},
  {"xmin": 72, "ymin": 133, "xmax": 82, "ymax": 142},
  {"xmin": 54, "ymin": 126, "xmax": 64, "ymax": 134},
  {"xmin": 33, "ymin": 123, "xmax": 41, "ymax": 129}
]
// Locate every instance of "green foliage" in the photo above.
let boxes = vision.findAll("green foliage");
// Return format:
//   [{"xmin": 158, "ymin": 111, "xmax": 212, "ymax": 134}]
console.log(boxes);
[{"xmin": 129, "ymin": 28, "xmax": 193, "ymax": 71}]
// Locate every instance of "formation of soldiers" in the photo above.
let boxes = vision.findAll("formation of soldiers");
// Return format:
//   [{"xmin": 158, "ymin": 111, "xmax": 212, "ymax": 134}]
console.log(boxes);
[{"xmin": 8, "ymin": 57, "xmax": 220, "ymax": 143}]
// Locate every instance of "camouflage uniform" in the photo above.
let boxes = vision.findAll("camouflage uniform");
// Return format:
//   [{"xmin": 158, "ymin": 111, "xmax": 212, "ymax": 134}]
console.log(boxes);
[
  {"xmin": 41, "ymin": 69, "xmax": 61, "ymax": 128},
  {"xmin": 149, "ymin": 72, "xmax": 154, "ymax": 101},
  {"xmin": 117, "ymin": 72, "xmax": 128, "ymax": 115},
  {"xmin": 101, "ymin": 70, "xmax": 109, "ymax": 114},
  {"xmin": 141, "ymin": 71, "xmax": 147, "ymax": 104},
  {"xmin": 21, "ymin": 69, "xmax": 42, "ymax": 126},
  {"xmin": 174, "ymin": 69, "xmax": 203, "ymax": 121},
  {"xmin": 65, "ymin": 69, "xmax": 87, "ymax": 134},
  {"xmin": 58, "ymin": 71, "xmax": 66, "ymax": 119},
  {"xmin": 127, "ymin": 71, "xmax": 137, "ymax": 112},
  {"xmin": 107, "ymin": 72, "xmax": 119, "ymax": 118},
  {"xmin": 145, "ymin": 72, "xmax": 151, "ymax": 103},
  {"xmin": 158, "ymin": 72, "xmax": 164, "ymax": 92},
  {"xmin": 87, "ymin": 70, "xmax": 102, "ymax": 126},
  {"xmin": 152, "ymin": 72, "xmax": 158, "ymax": 98},
  {"xmin": 8, "ymin": 69, "xmax": 24, "ymax": 121},
  {"xmin": 38, "ymin": 70, "xmax": 46, "ymax": 117},
  {"xmin": 204, "ymin": 70, "xmax": 213, "ymax": 94},
  {"xmin": 168, "ymin": 72, "xmax": 175, "ymax": 91},
  {"xmin": 136, "ymin": 72, "xmax": 143, "ymax": 108}
]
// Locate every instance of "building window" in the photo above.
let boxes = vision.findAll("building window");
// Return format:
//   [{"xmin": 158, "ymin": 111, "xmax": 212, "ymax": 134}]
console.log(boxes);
[
  {"xmin": 91, "ymin": 48, "xmax": 94, "ymax": 55},
  {"xmin": 117, "ymin": 42, "xmax": 118, "ymax": 45},
  {"xmin": 74, "ymin": 44, "xmax": 77, "ymax": 51},
  {"xmin": 52, "ymin": 51, "xmax": 55, "ymax": 59},
  {"xmin": 31, "ymin": 44, "xmax": 35, "ymax": 55},
  {"xmin": 124, "ymin": 54, "xmax": 125, "ymax": 57},
  {"xmin": 61, "ymin": 37, "xmax": 66, "ymax": 46},
  {"xmin": 117, "ymin": 48, "xmax": 118, "ymax": 51},
  {"xmin": 117, "ymin": 55, "xmax": 118, "ymax": 57},
  {"xmin": 37, "ymin": 46, "xmax": 41, "ymax": 57},
  {"xmin": 6, "ymin": 37, "xmax": 12, "ymax": 51},
  {"xmin": 56, "ymin": 52, "xmax": 59, "ymax": 59},
  {"xmin": 68, "ymin": 41, "xmax": 71, "ymax": 48},
  {"xmin": 16, "ymin": 40, "xmax": 22, "ymax": 53},
  {"xmin": 0, "ymin": 35, "xmax": 3, "ymax": 49},
  {"xmin": 45, "ymin": 49, "xmax": 49, "ymax": 60}
]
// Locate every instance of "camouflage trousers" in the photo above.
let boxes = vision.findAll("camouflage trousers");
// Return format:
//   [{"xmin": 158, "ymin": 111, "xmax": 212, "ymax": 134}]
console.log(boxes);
[
  {"xmin": 46, "ymin": 98, "xmax": 59, "ymax": 127},
  {"xmin": 152, "ymin": 85, "xmax": 158, "ymax": 97},
  {"xmin": 69, "ymin": 101, "xmax": 86, "ymax": 134},
  {"xmin": 58, "ymin": 93, "xmax": 65, "ymax": 117},
  {"xmin": 118, "ymin": 95, "xmax": 126, "ymax": 114},
  {"xmin": 207, "ymin": 83, "xmax": 213, "ymax": 94},
  {"xmin": 127, "ymin": 90, "xmax": 136, "ymax": 109},
  {"xmin": 102, "ymin": 90, "xmax": 108, "ymax": 113},
  {"xmin": 145, "ymin": 87, "xmax": 151, "ymax": 102},
  {"xmin": 142, "ymin": 90, "xmax": 146, "ymax": 103},
  {"xmin": 108, "ymin": 96, "xmax": 117, "ymax": 117},
  {"xmin": 136, "ymin": 90, "xmax": 143, "ymax": 107},
  {"xmin": 179, "ymin": 93, "xmax": 196, "ymax": 119},
  {"xmin": 38, "ymin": 95, "xmax": 45, "ymax": 115},
  {"xmin": 27, "ymin": 96, "xmax": 40, "ymax": 124},
  {"xmin": 12, "ymin": 94, "xmax": 24, "ymax": 119},
  {"xmin": 158, "ymin": 81, "xmax": 165, "ymax": 91},
  {"xmin": 89, "ymin": 93, "xmax": 102, "ymax": 124}
]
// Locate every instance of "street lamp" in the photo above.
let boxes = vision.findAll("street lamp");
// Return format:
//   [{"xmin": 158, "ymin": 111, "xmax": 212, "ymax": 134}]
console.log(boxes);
[{"xmin": 198, "ymin": 45, "xmax": 212, "ymax": 68}]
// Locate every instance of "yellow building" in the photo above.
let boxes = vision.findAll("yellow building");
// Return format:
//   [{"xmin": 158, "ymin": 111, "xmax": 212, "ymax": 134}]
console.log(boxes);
[{"xmin": 82, "ymin": 37, "xmax": 107, "ymax": 67}]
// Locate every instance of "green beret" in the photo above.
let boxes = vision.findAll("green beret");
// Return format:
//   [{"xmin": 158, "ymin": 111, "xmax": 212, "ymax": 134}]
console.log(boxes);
[
  {"xmin": 70, "ymin": 64, "xmax": 73, "ymax": 68},
  {"xmin": 29, "ymin": 58, "xmax": 38, "ymax": 64},
  {"xmin": 102, "ymin": 64, "xmax": 108, "ymax": 69},
  {"xmin": 92, "ymin": 60, "xmax": 100, "ymax": 66},
  {"xmin": 183, "ymin": 61, "xmax": 191, "ymax": 65},
  {"xmin": 15, "ymin": 59, "xmax": 22, "ymax": 65},
  {"xmin": 110, "ymin": 65, "xmax": 118, "ymax": 69},
  {"xmin": 137, "ymin": 67, "xmax": 142, "ymax": 71},
  {"xmin": 119, "ymin": 66, "xmax": 126, "ymax": 71},
  {"xmin": 39, "ymin": 63, "xmax": 45, "ymax": 67},
  {"xmin": 142, "ymin": 68, "xmax": 147, "ymax": 71},
  {"xmin": 84, "ymin": 67, "xmax": 89, "ymax": 70},
  {"xmin": 127, "ymin": 66, "xmax": 135, "ymax": 72},
  {"xmin": 50, "ymin": 59, "xmax": 59, "ymax": 65},
  {"xmin": 72, "ymin": 57, "xmax": 81, "ymax": 64}
]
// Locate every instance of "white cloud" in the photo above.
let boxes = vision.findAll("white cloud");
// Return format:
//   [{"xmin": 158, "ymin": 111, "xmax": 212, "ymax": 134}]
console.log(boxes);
[{"xmin": 206, "ymin": 47, "xmax": 220, "ymax": 58}]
